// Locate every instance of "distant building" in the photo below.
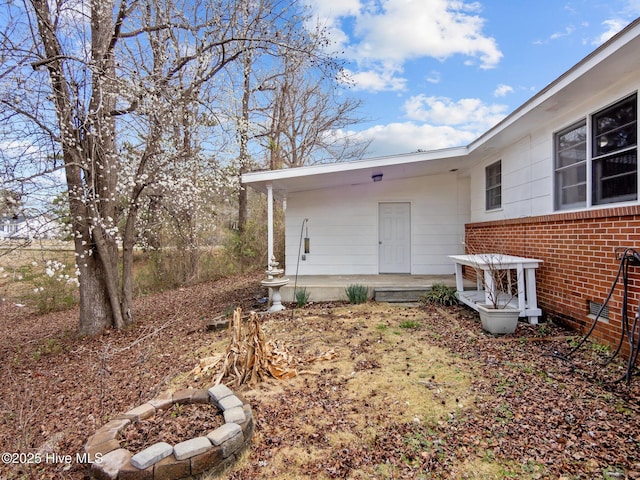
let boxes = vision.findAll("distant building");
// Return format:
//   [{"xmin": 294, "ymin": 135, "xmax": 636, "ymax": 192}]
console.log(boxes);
[{"xmin": 0, "ymin": 214, "xmax": 62, "ymax": 240}]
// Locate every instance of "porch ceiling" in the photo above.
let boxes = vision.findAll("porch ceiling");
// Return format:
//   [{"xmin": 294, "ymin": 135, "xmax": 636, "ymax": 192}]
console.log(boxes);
[{"xmin": 243, "ymin": 147, "xmax": 471, "ymax": 198}]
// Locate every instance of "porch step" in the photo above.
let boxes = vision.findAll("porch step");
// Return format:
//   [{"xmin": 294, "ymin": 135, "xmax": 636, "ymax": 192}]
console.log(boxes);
[{"xmin": 374, "ymin": 288, "xmax": 429, "ymax": 303}]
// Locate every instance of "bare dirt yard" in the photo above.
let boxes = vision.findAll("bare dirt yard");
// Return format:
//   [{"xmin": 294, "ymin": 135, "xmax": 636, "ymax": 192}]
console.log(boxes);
[{"xmin": 0, "ymin": 271, "xmax": 638, "ymax": 480}]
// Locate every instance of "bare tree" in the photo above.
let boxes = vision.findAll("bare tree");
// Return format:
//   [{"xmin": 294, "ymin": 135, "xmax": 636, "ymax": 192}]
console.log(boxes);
[
  {"xmin": 227, "ymin": 8, "xmax": 369, "ymax": 231},
  {"xmin": 0, "ymin": 190, "xmax": 21, "ymax": 218},
  {"xmin": 263, "ymin": 51, "xmax": 370, "ymax": 168}
]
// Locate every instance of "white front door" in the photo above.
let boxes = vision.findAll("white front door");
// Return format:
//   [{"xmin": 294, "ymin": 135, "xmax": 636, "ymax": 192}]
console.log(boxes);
[{"xmin": 379, "ymin": 202, "xmax": 411, "ymax": 273}]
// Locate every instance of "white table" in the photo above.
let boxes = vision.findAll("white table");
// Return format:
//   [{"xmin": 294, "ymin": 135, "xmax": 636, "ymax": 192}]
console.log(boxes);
[{"xmin": 449, "ymin": 254, "xmax": 543, "ymax": 324}]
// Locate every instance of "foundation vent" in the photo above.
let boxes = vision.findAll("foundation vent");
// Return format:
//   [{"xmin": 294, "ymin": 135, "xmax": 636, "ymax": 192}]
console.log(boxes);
[{"xmin": 588, "ymin": 300, "xmax": 609, "ymax": 319}]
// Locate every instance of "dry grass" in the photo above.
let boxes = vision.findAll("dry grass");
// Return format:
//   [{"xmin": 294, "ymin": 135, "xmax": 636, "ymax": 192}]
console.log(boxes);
[
  {"xmin": 192, "ymin": 303, "xmax": 489, "ymax": 479},
  {"xmin": 0, "ymin": 243, "xmax": 79, "ymax": 316}
]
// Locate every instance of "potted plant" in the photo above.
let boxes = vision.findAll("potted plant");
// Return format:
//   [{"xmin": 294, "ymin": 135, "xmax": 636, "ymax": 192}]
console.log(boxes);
[{"xmin": 464, "ymin": 251, "xmax": 522, "ymax": 335}]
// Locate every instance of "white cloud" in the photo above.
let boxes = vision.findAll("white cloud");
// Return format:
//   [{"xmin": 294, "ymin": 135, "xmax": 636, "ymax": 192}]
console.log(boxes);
[
  {"xmin": 590, "ymin": 1, "xmax": 640, "ymax": 45},
  {"xmin": 593, "ymin": 18, "xmax": 629, "ymax": 45},
  {"xmin": 533, "ymin": 24, "xmax": 577, "ymax": 45},
  {"xmin": 550, "ymin": 25, "xmax": 576, "ymax": 41},
  {"xmin": 623, "ymin": 0, "xmax": 640, "ymax": 15},
  {"xmin": 341, "ymin": 66, "xmax": 406, "ymax": 91},
  {"xmin": 350, "ymin": 122, "xmax": 478, "ymax": 156},
  {"xmin": 494, "ymin": 84, "xmax": 514, "ymax": 97},
  {"xmin": 308, "ymin": 0, "xmax": 361, "ymax": 53},
  {"xmin": 426, "ymin": 71, "xmax": 441, "ymax": 84},
  {"xmin": 349, "ymin": 0, "xmax": 501, "ymax": 68},
  {"xmin": 402, "ymin": 94, "xmax": 508, "ymax": 132},
  {"xmin": 307, "ymin": 0, "xmax": 503, "ymax": 92},
  {"xmin": 309, "ymin": 0, "xmax": 360, "ymax": 19},
  {"xmin": 0, "ymin": 139, "xmax": 40, "ymax": 157}
]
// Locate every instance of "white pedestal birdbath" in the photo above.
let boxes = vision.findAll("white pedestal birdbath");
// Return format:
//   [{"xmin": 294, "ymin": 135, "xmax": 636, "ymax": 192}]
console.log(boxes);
[{"xmin": 261, "ymin": 257, "xmax": 289, "ymax": 313}]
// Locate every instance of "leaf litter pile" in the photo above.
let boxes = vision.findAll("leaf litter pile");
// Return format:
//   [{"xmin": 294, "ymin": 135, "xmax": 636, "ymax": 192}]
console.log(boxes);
[
  {"xmin": 122, "ymin": 403, "xmax": 224, "ymax": 452},
  {"xmin": 0, "ymin": 271, "xmax": 638, "ymax": 479}
]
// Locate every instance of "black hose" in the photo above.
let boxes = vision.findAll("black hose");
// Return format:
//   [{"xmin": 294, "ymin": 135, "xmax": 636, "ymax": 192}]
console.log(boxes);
[
  {"xmin": 563, "ymin": 248, "xmax": 627, "ymax": 357},
  {"xmin": 554, "ymin": 247, "xmax": 639, "ymax": 385}
]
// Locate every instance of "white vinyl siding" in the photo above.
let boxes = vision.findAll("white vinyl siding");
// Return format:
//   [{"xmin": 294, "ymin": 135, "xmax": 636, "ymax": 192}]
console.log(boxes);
[{"xmin": 284, "ymin": 173, "xmax": 468, "ymax": 276}]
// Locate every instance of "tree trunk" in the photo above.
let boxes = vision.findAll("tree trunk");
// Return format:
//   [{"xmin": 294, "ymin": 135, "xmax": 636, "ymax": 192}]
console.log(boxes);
[
  {"xmin": 120, "ymin": 204, "xmax": 138, "ymax": 326},
  {"xmin": 238, "ymin": 52, "xmax": 252, "ymax": 233},
  {"xmin": 77, "ymin": 249, "xmax": 114, "ymax": 337},
  {"xmin": 31, "ymin": 0, "xmax": 127, "ymax": 335}
]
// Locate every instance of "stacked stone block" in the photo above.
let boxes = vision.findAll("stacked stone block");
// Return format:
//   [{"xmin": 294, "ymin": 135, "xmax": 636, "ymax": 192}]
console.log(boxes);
[{"xmin": 86, "ymin": 385, "xmax": 254, "ymax": 480}]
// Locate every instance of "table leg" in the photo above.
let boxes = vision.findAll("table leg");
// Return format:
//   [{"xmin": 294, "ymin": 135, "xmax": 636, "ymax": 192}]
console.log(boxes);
[
  {"xmin": 454, "ymin": 263, "xmax": 464, "ymax": 292},
  {"xmin": 525, "ymin": 268, "xmax": 539, "ymax": 324},
  {"xmin": 517, "ymin": 263, "xmax": 526, "ymax": 313}
]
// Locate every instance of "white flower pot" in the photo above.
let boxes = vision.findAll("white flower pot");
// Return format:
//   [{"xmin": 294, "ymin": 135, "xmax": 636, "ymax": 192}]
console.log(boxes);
[{"xmin": 477, "ymin": 303, "xmax": 520, "ymax": 335}]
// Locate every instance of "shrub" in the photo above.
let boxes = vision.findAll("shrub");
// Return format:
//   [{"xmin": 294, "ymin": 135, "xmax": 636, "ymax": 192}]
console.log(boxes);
[
  {"xmin": 294, "ymin": 287, "xmax": 310, "ymax": 307},
  {"xmin": 133, "ymin": 246, "xmax": 239, "ymax": 295},
  {"xmin": 421, "ymin": 282, "xmax": 458, "ymax": 306},
  {"xmin": 399, "ymin": 320, "xmax": 421, "ymax": 329},
  {"xmin": 31, "ymin": 260, "xmax": 79, "ymax": 314},
  {"xmin": 345, "ymin": 284, "xmax": 369, "ymax": 304}
]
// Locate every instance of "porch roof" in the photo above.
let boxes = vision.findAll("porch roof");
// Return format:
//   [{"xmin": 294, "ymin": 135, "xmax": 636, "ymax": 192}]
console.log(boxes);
[{"xmin": 243, "ymin": 147, "xmax": 469, "ymax": 198}]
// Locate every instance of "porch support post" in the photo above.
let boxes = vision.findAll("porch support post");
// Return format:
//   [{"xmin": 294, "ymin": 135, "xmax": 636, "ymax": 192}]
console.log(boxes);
[{"xmin": 266, "ymin": 183, "xmax": 274, "ymax": 267}]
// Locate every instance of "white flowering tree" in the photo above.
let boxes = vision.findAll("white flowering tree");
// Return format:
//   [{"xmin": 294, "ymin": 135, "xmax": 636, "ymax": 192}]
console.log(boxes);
[{"xmin": 0, "ymin": 0, "xmax": 336, "ymax": 335}]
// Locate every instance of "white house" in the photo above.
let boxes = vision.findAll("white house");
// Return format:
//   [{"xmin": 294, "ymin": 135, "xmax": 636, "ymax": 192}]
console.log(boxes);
[
  {"xmin": 0, "ymin": 216, "xmax": 29, "ymax": 239},
  {"xmin": 0, "ymin": 214, "xmax": 62, "ymax": 240},
  {"xmin": 243, "ymin": 18, "xmax": 640, "ymax": 349}
]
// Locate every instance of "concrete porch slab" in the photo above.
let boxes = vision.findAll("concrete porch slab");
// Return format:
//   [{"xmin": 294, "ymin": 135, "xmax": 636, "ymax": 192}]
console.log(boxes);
[{"xmin": 280, "ymin": 274, "xmax": 460, "ymax": 303}]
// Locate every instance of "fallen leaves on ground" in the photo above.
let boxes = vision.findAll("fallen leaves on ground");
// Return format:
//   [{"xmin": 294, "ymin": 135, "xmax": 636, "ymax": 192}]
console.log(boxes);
[
  {"xmin": 123, "ymin": 403, "xmax": 224, "ymax": 452},
  {"xmin": 0, "ymin": 274, "xmax": 638, "ymax": 480}
]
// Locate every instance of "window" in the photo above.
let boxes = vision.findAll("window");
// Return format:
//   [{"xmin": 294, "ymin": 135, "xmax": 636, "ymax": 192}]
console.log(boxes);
[
  {"xmin": 592, "ymin": 94, "xmax": 637, "ymax": 205},
  {"xmin": 555, "ymin": 121, "xmax": 587, "ymax": 210},
  {"xmin": 555, "ymin": 93, "xmax": 637, "ymax": 210},
  {"xmin": 485, "ymin": 160, "xmax": 501, "ymax": 210}
]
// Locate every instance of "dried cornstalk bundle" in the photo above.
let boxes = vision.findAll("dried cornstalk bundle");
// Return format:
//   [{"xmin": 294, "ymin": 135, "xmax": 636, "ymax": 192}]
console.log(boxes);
[{"xmin": 211, "ymin": 307, "xmax": 335, "ymax": 388}]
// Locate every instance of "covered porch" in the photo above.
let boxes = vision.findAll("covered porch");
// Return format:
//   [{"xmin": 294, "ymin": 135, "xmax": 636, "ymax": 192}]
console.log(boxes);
[{"xmin": 279, "ymin": 274, "xmax": 466, "ymax": 303}]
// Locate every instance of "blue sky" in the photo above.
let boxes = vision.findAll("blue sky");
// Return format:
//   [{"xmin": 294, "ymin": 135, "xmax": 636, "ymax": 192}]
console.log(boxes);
[{"xmin": 306, "ymin": 0, "xmax": 640, "ymax": 157}]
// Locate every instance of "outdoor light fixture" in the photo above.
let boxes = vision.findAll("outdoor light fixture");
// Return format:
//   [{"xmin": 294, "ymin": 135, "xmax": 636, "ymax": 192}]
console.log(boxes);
[{"xmin": 372, "ymin": 173, "xmax": 383, "ymax": 182}]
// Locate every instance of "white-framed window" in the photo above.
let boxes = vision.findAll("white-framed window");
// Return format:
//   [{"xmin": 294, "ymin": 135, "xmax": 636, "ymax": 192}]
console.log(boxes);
[
  {"xmin": 555, "ymin": 93, "xmax": 637, "ymax": 210},
  {"xmin": 555, "ymin": 121, "xmax": 587, "ymax": 210},
  {"xmin": 592, "ymin": 94, "xmax": 637, "ymax": 205},
  {"xmin": 485, "ymin": 160, "xmax": 501, "ymax": 210}
]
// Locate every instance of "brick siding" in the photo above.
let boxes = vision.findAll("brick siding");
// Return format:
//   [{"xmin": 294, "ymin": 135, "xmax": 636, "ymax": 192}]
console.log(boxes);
[{"xmin": 464, "ymin": 205, "xmax": 640, "ymax": 356}]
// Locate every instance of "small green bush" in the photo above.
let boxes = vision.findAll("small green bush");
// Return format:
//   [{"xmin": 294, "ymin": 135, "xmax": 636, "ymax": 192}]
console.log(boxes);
[
  {"xmin": 295, "ymin": 287, "xmax": 310, "ymax": 307},
  {"xmin": 399, "ymin": 320, "xmax": 421, "ymax": 329},
  {"xmin": 421, "ymin": 282, "xmax": 458, "ymax": 306},
  {"xmin": 345, "ymin": 284, "xmax": 369, "ymax": 304}
]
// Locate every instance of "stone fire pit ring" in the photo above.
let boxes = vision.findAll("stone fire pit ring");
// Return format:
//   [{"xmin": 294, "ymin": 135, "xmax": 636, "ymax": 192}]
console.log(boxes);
[{"xmin": 85, "ymin": 384, "xmax": 254, "ymax": 480}]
